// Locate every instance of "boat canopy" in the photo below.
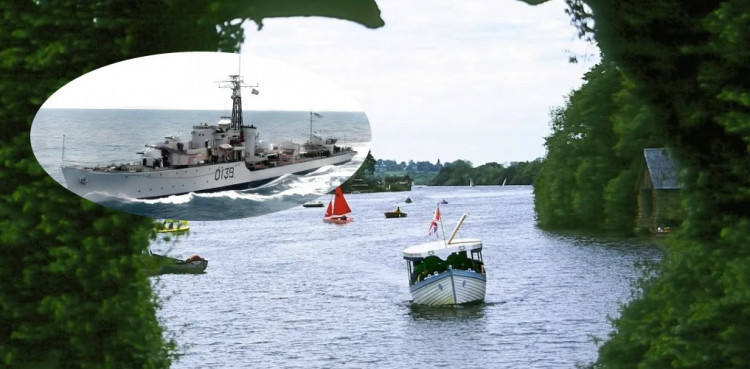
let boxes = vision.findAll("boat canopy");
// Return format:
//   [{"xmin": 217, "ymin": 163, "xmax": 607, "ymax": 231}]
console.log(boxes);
[{"xmin": 402, "ymin": 238, "xmax": 482, "ymax": 260}]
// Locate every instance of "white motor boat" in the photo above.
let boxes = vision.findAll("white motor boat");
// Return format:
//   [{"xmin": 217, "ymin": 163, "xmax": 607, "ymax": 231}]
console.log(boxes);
[{"xmin": 403, "ymin": 213, "xmax": 486, "ymax": 305}]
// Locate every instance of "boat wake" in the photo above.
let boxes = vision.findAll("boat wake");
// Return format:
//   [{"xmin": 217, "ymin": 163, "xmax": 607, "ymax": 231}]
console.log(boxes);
[{"xmin": 100, "ymin": 159, "xmax": 360, "ymax": 220}]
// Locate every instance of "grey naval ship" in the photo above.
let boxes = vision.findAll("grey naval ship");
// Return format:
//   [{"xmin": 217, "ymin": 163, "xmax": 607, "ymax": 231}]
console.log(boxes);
[{"xmin": 61, "ymin": 75, "xmax": 356, "ymax": 200}]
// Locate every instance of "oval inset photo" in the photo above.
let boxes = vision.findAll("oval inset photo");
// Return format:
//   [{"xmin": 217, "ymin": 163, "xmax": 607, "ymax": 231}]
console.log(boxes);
[{"xmin": 31, "ymin": 52, "xmax": 371, "ymax": 220}]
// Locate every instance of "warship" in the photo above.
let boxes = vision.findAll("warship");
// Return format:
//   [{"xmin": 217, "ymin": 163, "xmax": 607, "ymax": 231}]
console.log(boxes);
[{"xmin": 61, "ymin": 75, "xmax": 356, "ymax": 200}]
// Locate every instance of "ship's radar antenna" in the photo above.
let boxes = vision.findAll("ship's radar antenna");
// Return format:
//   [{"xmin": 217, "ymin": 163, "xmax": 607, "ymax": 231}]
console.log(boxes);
[{"xmin": 218, "ymin": 75, "xmax": 258, "ymax": 130}]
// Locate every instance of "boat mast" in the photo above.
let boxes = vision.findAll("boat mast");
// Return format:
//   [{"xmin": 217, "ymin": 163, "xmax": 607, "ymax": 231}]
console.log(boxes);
[
  {"xmin": 219, "ymin": 74, "xmax": 258, "ymax": 130},
  {"xmin": 309, "ymin": 111, "xmax": 322, "ymax": 143},
  {"xmin": 228, "ymin": 75, "xmax": 243, "ymax": 130}
]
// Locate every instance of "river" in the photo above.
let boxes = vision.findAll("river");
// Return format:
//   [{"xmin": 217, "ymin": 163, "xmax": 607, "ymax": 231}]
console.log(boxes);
[{"xmin": 152, "ymin": 185, "xmax": 662, "ymax": 368}]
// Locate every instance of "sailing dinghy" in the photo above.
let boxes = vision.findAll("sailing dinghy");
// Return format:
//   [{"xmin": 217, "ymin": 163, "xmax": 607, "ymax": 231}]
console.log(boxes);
[{"xmin": 323, "ymin": 187, "xmax": 353, "ymax": 224}]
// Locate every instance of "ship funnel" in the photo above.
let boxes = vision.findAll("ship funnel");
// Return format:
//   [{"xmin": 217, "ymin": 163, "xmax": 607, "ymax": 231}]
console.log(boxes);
[{"xmin": 242, "ymin": 125, "xmax": 259, "ymax": 162}]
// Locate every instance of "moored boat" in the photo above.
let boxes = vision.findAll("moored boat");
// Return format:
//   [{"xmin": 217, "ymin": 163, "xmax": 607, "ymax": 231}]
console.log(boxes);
[
  {"xmin": 61, "ymin": 74, "xmax": 355, "ymax": 201},
  {"xmin": 323, "ymin": 186, "xmax": 353, "ymax": 224},
  {"xmin": 302, "ymin": 200, "xmax": 325, "ymax": 208},
  {"xmin": 384, "ymin": 206, "xmax": 407, "ymax": 218},
  {"xmin": 403, "ymin": 211, "xmax": 486, "ymax": 305},
  {"xmin": 157, "ymin": 219, "xmax": 190, "ymax": 233},
  {"xmin": 149, "ymin": 252, "xmax": 208, "ymax": 275}
]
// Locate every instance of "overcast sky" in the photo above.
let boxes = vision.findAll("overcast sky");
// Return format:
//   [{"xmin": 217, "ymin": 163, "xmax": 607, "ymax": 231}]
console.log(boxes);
[
  {"xmin": 41, "ymin": 52, "xmax": 364, "ymax": 112},
  {"xmin": 241, "ymin": 0, "xmax": 598, "ymax": 165},
  {"xmin": 42, "ymin": 0, "xmax": 598, "ymax": 166}
]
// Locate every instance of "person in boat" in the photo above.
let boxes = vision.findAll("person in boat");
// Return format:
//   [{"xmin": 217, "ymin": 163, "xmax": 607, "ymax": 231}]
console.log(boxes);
[
  {"xmin": 414, "ymin": 260, "xmax": 432, "ymax": 282},
  {"xmin": 186, "ymin": 254, "xmax": 204, "ymax": 262},
  {"xmin": 417, "ymin": 269, "xmax": 430, "ymax": 282},
  {"xmin": 412, "ymin": 261, "xmax": 424, "ymax": 284}
]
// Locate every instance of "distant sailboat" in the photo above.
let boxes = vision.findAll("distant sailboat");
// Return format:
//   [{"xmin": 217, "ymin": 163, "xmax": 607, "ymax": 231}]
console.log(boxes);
[
  {"xmin": 502, "ymin": 178, "xmax": 507, "ymax": 186},
  {"xmin": 323, "ymin": 187, "xmax": 353, "ymax": 224},
  {"xmin": 469, "ymin": 178, "xmax": 474, "ymax": 187}
]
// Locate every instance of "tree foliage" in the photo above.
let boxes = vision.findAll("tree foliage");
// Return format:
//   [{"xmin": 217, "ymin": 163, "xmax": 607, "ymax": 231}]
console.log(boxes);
[
  {"xmin": 1, "ymin": 1, "xmax": 382, "ymax": 368},
  {"xmin": 533, "ymin": 61, "xmax": 662, "ymax": 234},
  {"xmin": 523, "ymin": 0, "xmax": 750, "ymax": 367},
  {"xmin": 428, "ymin": 159, "xmax": 542, "ymax": 186}
]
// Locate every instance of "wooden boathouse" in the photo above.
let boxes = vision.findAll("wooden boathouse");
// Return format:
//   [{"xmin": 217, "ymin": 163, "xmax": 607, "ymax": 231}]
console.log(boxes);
[{"xmin": 636, "ymin": 148, "xmax": 684, "ymax": 234}]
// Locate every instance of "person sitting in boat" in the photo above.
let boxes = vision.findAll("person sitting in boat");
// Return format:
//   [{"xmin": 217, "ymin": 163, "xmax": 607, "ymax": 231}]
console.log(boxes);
[
  {"xmin": 415, "ymin": 261, "xmax": 431, "ymax": 282},
  {"xmin": 412, "ymin": 262, "xmax": 424, "ymax": 283},
  {"xmin": 186, "ymin": 254, "xmax": 205, "ymax": 262}
]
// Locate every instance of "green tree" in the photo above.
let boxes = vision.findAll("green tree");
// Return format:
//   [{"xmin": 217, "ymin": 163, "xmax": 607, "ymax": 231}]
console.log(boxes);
[
  {"xmin": 1, "ymin": 1, "xmax": 383, "ymax": 368},
  {"xmin": 525, "ymin": 0, "xmax": 750, "ymax": 367},
  {"xmin": 534, "ymin": 106, "xmax": 578, "ymax": 228},
  {"xmin": 429, "ymin": 160, "xmax": 541, "ymax": 186},
  {"xmin": 534, "ymin": 59, "xmax": 665, "ymax": 233},
  {"xmin": 428, "ymin": 159, "xmax": 474, "ymax": 186}
]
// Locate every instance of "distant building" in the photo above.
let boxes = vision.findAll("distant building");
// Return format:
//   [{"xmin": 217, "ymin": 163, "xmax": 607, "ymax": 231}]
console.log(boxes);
[{"xmin": 636, "ymin": 148, "xmax": 684, "ymax": 234}]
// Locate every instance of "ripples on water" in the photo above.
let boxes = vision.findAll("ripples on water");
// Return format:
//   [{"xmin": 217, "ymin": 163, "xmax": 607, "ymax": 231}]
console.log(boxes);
[{"xmin": 152, "ymin": 186, "xmax": 662, "ymax": 368}]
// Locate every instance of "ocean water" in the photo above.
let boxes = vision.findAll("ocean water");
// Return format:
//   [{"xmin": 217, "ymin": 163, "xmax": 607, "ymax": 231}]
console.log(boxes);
[
  {"xmin": 30, "ymin": 109, "xmax": 371, "ymax": 220},
  {"xmin": 152, "ymin": 185, "xmax": 662, "ymax": 368}
]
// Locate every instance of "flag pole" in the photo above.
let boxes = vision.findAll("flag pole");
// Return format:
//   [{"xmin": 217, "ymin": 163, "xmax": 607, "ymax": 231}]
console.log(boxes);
[{"xmin": 438, "ymin": 204, "xmax": 448, "ymax": 246}]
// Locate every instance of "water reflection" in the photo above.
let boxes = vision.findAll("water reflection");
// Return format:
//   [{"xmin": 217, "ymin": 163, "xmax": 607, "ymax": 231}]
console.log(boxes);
[{"xmin": 406, "ymin": 301, "xmax": 496, "ymax": 321}]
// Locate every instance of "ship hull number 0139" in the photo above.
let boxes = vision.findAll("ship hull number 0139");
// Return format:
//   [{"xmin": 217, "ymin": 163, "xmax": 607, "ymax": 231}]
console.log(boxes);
[{"xmin": 214, "ymin": 166, "xmax": 235, "ymax": 181}]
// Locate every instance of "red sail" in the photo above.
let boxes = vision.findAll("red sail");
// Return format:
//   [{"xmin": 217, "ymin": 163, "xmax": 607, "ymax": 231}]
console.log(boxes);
[
  {"xmin": 331, "ymin": 187, "xmax": 351, "ymax": 216},
  {"xmin": 324, "ymin": 200, "xmax": 333, "ymax": 217}
]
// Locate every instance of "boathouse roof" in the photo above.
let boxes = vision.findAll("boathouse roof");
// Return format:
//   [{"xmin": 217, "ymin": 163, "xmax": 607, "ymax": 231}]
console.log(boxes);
[{"xmin": 643, "ymin": 148, "xmax": 680, "ymax": 189}]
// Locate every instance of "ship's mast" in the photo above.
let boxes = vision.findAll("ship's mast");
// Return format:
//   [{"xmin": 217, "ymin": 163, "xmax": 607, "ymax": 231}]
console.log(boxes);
[
  {"xmin": 219, "ymin": 75, "xmax": 258, "ymax": 130},
  {"xmin": 229, "ymin": 75, "xmax": 243, "ymax": 130},
  {"xmin": 309, "ymin": 111, "xmax": 322, "ymax": 142}
]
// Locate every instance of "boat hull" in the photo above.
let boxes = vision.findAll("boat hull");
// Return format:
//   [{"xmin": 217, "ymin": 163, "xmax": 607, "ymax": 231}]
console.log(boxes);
[
  {"xmin": 384, "ymin": 212, "xmax": 407, "ymax": 218},
  {"xmin": 149, "ymin": 253, "xmax": 208, "ymax": 275},
  {"xmin": 410, "ymin": 269, "xmax": 486, "ymax": 305},
  {"xmin": 61, "ymin": 151, "xmax": 354, "ymax": 200},
  {"xmin": 157, "ymin": 260, "xmax": 208, "ymax": 275},
  {"xmin": 157, "ymin": 226, "xmax": 190, "ymax": 233},
  {"xmin": 323, "ymin": 216, "xmax": 353, "ymax": 224}
]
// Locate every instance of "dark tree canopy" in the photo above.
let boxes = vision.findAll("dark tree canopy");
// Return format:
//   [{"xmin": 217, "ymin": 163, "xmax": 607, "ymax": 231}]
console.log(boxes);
[
  {"xmin": 533, "ymin": 61, "xmax": 663, "ymax": 234},
  {"xmin": 524, "ymin": 0, "xmax": 750, "ymax": 367}
]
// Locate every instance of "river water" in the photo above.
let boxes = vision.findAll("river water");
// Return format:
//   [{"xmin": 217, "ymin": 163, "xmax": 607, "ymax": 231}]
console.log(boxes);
[{"xmin": 152, "ymin": 185, "xmax": 662, "ymax": 368}]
